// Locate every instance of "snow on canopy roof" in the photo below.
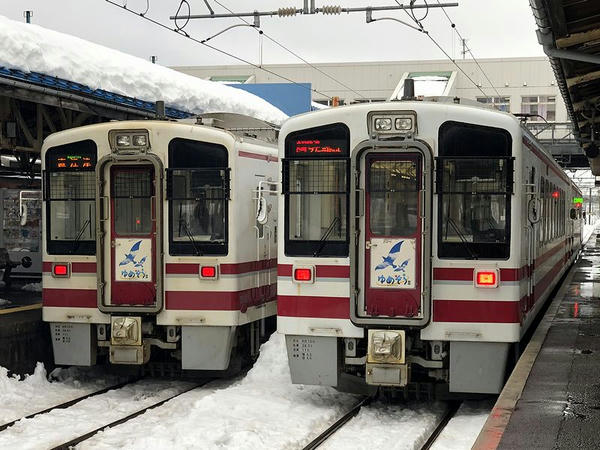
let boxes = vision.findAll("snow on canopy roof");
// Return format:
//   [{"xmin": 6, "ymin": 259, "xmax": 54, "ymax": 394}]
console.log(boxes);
[{"xmin": 0, "ymin": 15, "xmax": 288, "ymax": 125}]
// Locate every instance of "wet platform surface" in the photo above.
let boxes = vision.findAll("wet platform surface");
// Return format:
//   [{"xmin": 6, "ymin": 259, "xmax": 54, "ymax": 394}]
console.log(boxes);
[
  {"xmin": 0, "ymin": 280, "xmax": 41, "ymax": 313},
  {"xmin": 498, "ymin": 231, "xmax": 600, "ymax": 449}
]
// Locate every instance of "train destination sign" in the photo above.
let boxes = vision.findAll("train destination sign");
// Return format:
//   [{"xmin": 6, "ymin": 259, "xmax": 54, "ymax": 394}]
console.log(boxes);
[
  {"xmin": 51, "ymin": 154, "xmax": 94, "ymax": 170},
  {"xmin": 286, "ymin": 123, "xmax": 350, "ymax": 158}
]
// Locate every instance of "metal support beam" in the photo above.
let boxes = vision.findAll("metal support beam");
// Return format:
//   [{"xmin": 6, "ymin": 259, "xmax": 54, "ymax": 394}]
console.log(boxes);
[{"xmin": 567, "ymin": 69, "xmax": 600, "ymax": 88}]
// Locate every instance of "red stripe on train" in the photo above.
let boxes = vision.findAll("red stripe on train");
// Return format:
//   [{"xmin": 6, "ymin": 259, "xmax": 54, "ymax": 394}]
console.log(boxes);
[
  {"xmin": 42, "ymin": 262, "xmax": 97, "ymax": 273},
  {"xmin": 277, "ymin": 264, "xmax": 350, "ymax": 278},
  {"xmin": 278, "ymin": 295, "xmax": 350, "ymax": 319},
  {"xmin": 43, "ymin": 288, "xmax": 97, "ymax": 308},
  {"xmin": 165, "ymin": 284, "xmax": 276, "ymax": 311},
  {"xmin": 433, "ymin": 300, "xmax": 520, "ymax": 323},
  {"xmin": 166, "ymin": 258, "xmax": 277, "ymax": 275}
]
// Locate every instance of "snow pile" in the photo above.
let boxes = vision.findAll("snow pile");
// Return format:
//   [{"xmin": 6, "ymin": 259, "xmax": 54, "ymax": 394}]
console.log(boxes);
[
  {"xmin": 431, "ymin": 400, "xmax": 494, "ymax": 450},
  {"xmin": 0, "ymin": 15, "xmax": 287, "ymax": 125},
  {"xmin": 0, "ymin": 298, "xmax": 10, "ymax": 306},
  {"xmin": 0, "ymin": 363, "xmax": 122, "ymax": 425},
  {"xmin": 80, "ymin": 333, "xmax": 358, "ymax": 449},
  {"xmin": 322, "ymin": 401, "xmax": 446, "ymax": 449},
  {"xmin": 21, "ymin": 283, "xmax": 42, "ymax": 293}
]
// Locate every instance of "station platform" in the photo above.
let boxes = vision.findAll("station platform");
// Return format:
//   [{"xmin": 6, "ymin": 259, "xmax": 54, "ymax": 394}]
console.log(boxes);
[
  {"xmin": 475, "ymin": 228, "xmax": 600, "ymax": 449},
  {"xmin": 0, "ymin": 280, "xmax": 50, "ymax": 375}
]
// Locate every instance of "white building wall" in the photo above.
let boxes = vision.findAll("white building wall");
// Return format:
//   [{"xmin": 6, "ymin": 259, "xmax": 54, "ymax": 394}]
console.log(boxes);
[{"xmin": 172, "ymin": 57, "xmax": 567, "ymax": 121}]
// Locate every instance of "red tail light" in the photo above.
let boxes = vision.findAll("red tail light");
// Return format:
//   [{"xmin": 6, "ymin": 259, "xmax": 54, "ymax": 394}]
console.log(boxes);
[
  {"xmin": 200, "ymin": 266, "xmax": 217, "ymax": 278},
  {"xmin": 52, "ymin": 263, "xmax": 69, "ymax": 278},
  {"xmin": 294, "ymin": 268, "xmax": 312, "ymax": 282},
  {"xmin": 475, "ymin": 270, "xmax": 498, "ymax": 288}
]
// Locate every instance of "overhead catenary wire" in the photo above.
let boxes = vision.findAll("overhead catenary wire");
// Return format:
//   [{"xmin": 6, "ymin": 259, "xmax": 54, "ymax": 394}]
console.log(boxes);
[
  {"xmin": 211, "ymin": 0, "xmax": 368, "ymax": 100},
  {"xmin": 104, "ymin": 0, "xmax": 334, "ymax": 100},
  {"xmin": 433, "ymin": 0, "xmax": 503, "ymax": 99}
]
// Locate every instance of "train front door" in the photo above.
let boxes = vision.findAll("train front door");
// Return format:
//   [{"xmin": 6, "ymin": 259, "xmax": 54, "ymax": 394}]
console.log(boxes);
[
  {"xmin": 359, "ymin": 152, "xmax": 424, "ymax": 318},
  {"xmin": 100, "ymin": 164, "xmax": 158, "ymax": 309}
]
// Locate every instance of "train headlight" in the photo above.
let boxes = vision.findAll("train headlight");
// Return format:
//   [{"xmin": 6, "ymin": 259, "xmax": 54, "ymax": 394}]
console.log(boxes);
[
  {"xmin": 109, "ymin": 129, "xmax": 150, "ymax": 153},
  {"xmin": 374, "ymin": 118, "xmax": 393, "ymax": 131},
  {"xmin": 367, "ymin": 329, "xmax": 405, "ymax": 364},
  {"xmin": 116, "ymin": 135, "xmax": 131, "ymax": 147},
  {"xmin": 133, "ymin": 134, "xmax": 148, "ymax": 147},
  {"xmin": 395, "ymin": 117, "xmax": 413, "ymax": 130},
  {"xmin": 369, "ymin": 112, "xmax": 416, "ymax": 136}
]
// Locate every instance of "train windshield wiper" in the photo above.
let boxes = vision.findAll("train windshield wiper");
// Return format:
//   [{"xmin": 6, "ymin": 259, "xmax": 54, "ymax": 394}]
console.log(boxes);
[
  {"xmin": 70, "ymin": 206, "xmax": 92, "ymax": 254},
  {"xmin": 313, "ymin": 216, "xmax": 341, "ymax": 257},
  {"xmin": 445, "ymin": 217, "xmax": 477, "ymax": 259}
]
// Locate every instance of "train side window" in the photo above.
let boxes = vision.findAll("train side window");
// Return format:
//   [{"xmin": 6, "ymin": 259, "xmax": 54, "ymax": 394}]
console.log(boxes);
[
  {"xmin": 437, "ymin": 121, "xmax": 512, "ymax": 259},
  {"xmin": 44, "ymin": 140, "xmax": 97, "ymax": 255},
  {"xmin": 167, "ymin": 138, "xmax": 229, "ymax": 256}
]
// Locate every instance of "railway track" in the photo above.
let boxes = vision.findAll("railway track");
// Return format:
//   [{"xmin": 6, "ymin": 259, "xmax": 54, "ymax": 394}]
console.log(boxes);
[
  {"xmin": 419, "ymin": 401, "xmax": 462, "ymax": 450},
  {"xmin": 301, "ymin": 398, "xmax": 461, "ymax": 450},
  {"xmin": 302, "ymin": 396, "xmax": 373, "ymax": 450},
  {"xmin": 0, "ymin": 377, "xmax": 140, "ymax": 432},
  {"xmin": 50, "ymin": 381, "xmax": 210, "ymax": 449}
]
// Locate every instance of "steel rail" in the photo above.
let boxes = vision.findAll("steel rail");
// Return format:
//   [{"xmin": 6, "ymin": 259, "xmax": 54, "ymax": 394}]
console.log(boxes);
[
  {"xmin": 0, "ymin": 377, "xmax": 140, "ymax": 432},
  {"xmin": 420, "ymin": 401, "xmax": 462, "ymax": 450},
  {"xmin": 302, "ymin": 396, "xmax": 372, "ymax": 450},
  {"xmin": 49, "ymin": 380, "xmax": 211, "ymax": 450}
]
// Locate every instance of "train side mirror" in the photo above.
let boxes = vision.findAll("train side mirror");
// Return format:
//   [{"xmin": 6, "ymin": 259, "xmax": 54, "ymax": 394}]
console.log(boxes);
[
  {"xmin": 570, "ymin": 208, "xmax": 578, "ymax": 220},
  {"xmin": 528, "ymin": 198, "xmax": 541, "ymax": 224}
]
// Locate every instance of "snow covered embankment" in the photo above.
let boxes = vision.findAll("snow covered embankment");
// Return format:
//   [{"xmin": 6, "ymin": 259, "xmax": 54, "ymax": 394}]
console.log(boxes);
[{"xmin": 0, "ymin": 15, "xmax": 288, "ymax": 125}]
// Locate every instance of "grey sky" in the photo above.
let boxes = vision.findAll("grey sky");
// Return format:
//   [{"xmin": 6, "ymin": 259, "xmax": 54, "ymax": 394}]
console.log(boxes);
[{"xmin": 4, "ymin": 1, "xmax": 543, "ymax": 67}]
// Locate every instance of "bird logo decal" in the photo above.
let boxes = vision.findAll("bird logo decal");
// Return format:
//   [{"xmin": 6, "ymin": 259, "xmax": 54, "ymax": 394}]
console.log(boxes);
[
  {"xmin": 375, "ymin": 241, "xmax": 406, "ymax": 271},
  {"xmin": 118, "ymin": 240, "xmax": 150, "ymax": 280},
  {"xmin": 119, "ymin": 240, "xmax": 143, "ymax": 266}
]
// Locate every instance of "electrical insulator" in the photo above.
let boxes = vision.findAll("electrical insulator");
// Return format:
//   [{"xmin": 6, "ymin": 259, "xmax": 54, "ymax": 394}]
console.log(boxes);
[
  {"xmin": 278, "ymin": 7, "xmax": 298, "ymax": 17},
  {"xmin": 321, "ymin": 5, "xmax": 342, "ymax": 15}
]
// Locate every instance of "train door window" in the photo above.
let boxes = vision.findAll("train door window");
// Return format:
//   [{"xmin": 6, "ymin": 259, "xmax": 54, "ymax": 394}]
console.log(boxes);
[
  {"xmin": 167, "ymin": 138, "xmax": 229, "ymax": 256},
  {"xmin": 437, "ymin": 121, "xmax": 512, "ymax": 259},
  {"xmin": 112, "ymin": 168, "xmax": 153, "ymax": 235},
  {"xmin": 44, "ymin": 140, "xmax": 97, "ymax": 255},
  {"xmin": 283, "ymin": 123, "xmax": 350, "ymax": 257}
]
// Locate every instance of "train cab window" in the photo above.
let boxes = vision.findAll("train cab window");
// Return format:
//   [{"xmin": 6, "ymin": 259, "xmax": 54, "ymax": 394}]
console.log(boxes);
[
  {"xmin": 437, "ymin": 121, "xmax": 513, "ymax": 259},
  {"xmin": 45, "ymin": 140, "xmax": 97, "ymax": 255},
  {"xmin": 167, "ymin": 138, "xmax": 229, "ymax": 256},
  {"xmin": 283, "ymin": 123, "xmax": 350, "ymax": 257}
]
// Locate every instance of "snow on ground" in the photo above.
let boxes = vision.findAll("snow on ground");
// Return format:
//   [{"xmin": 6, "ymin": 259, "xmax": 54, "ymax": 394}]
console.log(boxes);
[
  {"xmin": 583, "ymin": 220, "xmax": 599, "ymax": 244},
  {"xmin": 0, "ymin": 298, "xmax": 10, "ymax": 306},
  {"xmin": 0, "ymin": 363, "xmax": 122, "ymax": 425},
  {"xmin": 0, "ymin": 379, "xmax": 195, "ymax": 450},
  {"xmin": 0, "ymin": 15, "xmax": 287, "ymax": 125},
  {"xmin": 78, "ymin": 333, "xmax": 358, "ymax": 449},
  {"xmin": 431, "ymin": 400, "xmax": 494, "ymax": 450},
  {"xmin": 321, "ymin": 401, "xmax": 446, "ymax": 450},
  {"xmin": 21, "ymin": 283, "xmax": 42, "ymax": 292}
]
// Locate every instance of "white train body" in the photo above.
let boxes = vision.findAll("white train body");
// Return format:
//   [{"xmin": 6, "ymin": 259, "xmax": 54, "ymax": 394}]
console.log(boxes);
[
  {"xmin": 42, "ymin": 114, "xmax": 278, "ymax": 371},
  {"xmin": 277, "ymin": 100, "xmax": 583, "ymax": 395}
]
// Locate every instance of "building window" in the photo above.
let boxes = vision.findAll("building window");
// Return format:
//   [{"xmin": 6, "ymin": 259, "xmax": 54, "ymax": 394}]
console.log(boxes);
[
  {"xmin": 477, "ymin": 96, "xmax": 511, "ymax": 112},
  {"xmin": 521, "ymin": 95, "xmax": 556, "ymax": 121}
]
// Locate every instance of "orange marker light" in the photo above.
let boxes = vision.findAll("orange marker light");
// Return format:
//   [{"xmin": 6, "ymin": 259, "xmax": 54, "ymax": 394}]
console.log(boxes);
[
  {"xmin": 294, "ymin": 268, "xmax": 312, "ymax": 282},
  {"xmin": 476, "ymin": 271, "xmax": 496, "ymax": 286}
]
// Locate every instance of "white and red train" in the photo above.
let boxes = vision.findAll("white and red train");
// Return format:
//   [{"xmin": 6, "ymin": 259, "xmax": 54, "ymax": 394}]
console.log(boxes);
[
  {"xmin": 277, "ymin": 99, "xmax": 583, "ymax": 395},
  {"xmin": 41, "ymin": 113, "xmax": 278, "ymax": 372}
]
